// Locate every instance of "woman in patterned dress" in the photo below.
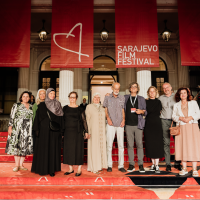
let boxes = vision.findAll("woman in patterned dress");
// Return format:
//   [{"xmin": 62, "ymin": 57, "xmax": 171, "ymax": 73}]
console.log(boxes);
[
  {"xmin": 5, "ymin": 91, "xmax": 33, "ymax": 172},
  {"xmin": 85, "ymin": 93, "xmax": 107, "ymax": 174}
]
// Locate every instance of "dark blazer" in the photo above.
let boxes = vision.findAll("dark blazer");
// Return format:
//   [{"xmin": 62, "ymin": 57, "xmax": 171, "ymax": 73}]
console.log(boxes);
[{"xmin": 124, "ymin": 94, "xmax": 147, "ymax": 130}]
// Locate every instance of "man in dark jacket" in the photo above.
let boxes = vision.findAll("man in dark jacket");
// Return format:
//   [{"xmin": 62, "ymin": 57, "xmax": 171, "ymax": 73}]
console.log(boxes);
[
  {"xmin": 80, "ymin": 98, "xmax": 88, "ymax": 110},
  {"xmin": 124, "ymin": 82, "xmax": 147, "ymax": 173}
]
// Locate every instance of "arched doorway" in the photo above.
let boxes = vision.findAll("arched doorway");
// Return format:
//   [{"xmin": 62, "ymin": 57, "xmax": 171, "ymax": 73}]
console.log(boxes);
[
  {"xmin": 89, "ymin": 56, "xmax": 118, "ymax": 103},
  {"xmin": 151, "ymin": 58, "xmax": 168, "ymax": 95},
  {"xmin": 39, "ymin": 57, "xmax": 60, "ymax": 100}
]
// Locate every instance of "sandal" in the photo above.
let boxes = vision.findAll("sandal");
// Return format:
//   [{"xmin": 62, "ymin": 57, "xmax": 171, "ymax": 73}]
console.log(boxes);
[
  {"xmin": 19, "ymin": 166, "xmax": 28, "ymax": 171},
  {"xmin": 179, "ymin": 168, "xmax": 188, "ymax": 176},
  {"xmin": 13, "ymin": 166, "xmax": 19, "ymax": 172},
  {"xmin": 193, "ymin": 169, "xmax": 199, "ymax": 177}
]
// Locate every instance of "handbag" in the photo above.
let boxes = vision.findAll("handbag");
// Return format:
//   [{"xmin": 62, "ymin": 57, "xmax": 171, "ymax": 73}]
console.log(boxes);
[
  {"xmin": 47, "ymin": 111, "xmax": 60, "ymax": 132},
  {"xmin": 169, "ymin": 121, "xmax": 180, "ymax": 136}
]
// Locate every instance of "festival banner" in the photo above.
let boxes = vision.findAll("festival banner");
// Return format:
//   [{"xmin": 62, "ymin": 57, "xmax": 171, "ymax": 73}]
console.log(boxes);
[
  {"xmin": 178, "ymin": 0, "xmax": 200, "ymax": 66},
  {"xmin": 51, "ymin": 0, "xmax": 93, "ymax": 68},
  {"xmin": 0, "ymin": 0, "xmax": 31, "ymax": 68},
  {"xmin": 115, "ymin": 0, "xmax": 159, "ymax": 68}
]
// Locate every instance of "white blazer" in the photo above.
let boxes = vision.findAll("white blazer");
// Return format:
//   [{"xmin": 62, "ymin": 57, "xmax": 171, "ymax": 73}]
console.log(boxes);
[{"xmin": 172, "ymin": 100, "xmax": 200, "ymax": 126}]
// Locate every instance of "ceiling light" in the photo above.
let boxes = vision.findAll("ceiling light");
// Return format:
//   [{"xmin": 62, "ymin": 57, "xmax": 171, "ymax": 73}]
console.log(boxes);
[
  {"xmin": 100, "ymin": 20, "xmax": 109, "ymax": 42},
  {"xmin": 160, "ymin": 20, "xmax": 172, "ymax": 42}
]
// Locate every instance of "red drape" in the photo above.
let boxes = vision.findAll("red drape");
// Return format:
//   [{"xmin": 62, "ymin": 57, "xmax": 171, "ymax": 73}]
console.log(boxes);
[
  {"xmin": 51, "ymin": 0, "xmax": 93, "ymax": 68},
  {"xmin": 115, "ymin": 0, "xmax": 159, "ymax": 68},
  {"xmin": 0, "ymin": 0, "xmax": 31, "ymax": 68},
  {"xmin": 178, "ymin": 0, "xmax": 200, "ymax": 66}
]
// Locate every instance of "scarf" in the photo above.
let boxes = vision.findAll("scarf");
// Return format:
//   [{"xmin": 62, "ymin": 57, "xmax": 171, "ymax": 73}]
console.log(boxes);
[{"xmin": 45, "ymin": 88, "xmax": 63, "ymax": 116}]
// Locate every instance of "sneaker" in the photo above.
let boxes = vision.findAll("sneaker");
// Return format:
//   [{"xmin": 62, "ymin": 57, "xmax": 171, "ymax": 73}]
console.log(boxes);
[
  {"xmin": 192, "ymin": 170, "xmax": 199, "ymax": 177},
  {"xmin": 139, "ymin": 165, "xmax": 145, "ymax": 173},
  {"xmin": 107, "ymin": 167, "xmax": 112, "ymax": 172},
  {"xmin": 127, "ymin": 165, "xmax": 135, "ymax": 172},
  {"xmin": 155, "ymin": 165, "xmax": 160, "ymax": 173},
  {"xmin": 118, "ymin": 168, "xmax": 126, "ymax": 173},
  {"xmin": 179, "ymin": 168, "xmax": 188, "ymax": 176},
  {"xmin": 150, "ymin": 164, "xmax": 155, "ymax": 171},
  {"xmin": 166, "ymin": 165, "xmax": 171, "ymax": 172}
]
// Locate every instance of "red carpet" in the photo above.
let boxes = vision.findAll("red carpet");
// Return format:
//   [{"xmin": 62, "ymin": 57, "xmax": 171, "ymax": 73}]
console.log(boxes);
[
  {"xmin": 2, "ymin": 132, "xmax": 200, "ymax": 199},
  {"xmin": 0, "ymin": 162, "xmax": 200, "ymax": 199}
]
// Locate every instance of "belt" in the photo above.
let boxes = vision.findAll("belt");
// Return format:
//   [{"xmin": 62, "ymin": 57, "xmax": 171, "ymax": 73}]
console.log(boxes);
[{"xmin": 162, "ymin": 118, "xmax": 172, "ymax": 121}]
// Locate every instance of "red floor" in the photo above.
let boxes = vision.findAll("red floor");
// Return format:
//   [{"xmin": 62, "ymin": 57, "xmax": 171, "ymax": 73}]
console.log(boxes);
[{"xmin": 1, "ymin": 162, "xmax": 200, "ymax": 199}]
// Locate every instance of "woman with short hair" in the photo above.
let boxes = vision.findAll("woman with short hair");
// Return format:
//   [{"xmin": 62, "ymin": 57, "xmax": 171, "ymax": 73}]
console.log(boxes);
[
  {"xmin": 85, "ymin": 93, "xmax": 107, "ymax": 174},
  {"xmin": 144, "ymin": 86, "xmax": 164, "ymax": 173},
  {"xmin": 31, "ymin": 88, "xmax": 64, "ymax": 177},
  {"xmin": 172, "ymin": 87, "xmax": 200, "ymax": 177},
  {"xmin": 63, "ymin": 91, "xmax": 88, "ymax": 176},
  {"xmin": 5, "ymin": 91, "xmax": 33, "ymax": 172}
]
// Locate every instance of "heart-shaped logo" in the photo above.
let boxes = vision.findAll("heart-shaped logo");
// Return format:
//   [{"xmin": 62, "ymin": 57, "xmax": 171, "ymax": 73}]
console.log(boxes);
[{"xmin": 53, "ymin": 23, "xmax": 89, "ymax": 62}]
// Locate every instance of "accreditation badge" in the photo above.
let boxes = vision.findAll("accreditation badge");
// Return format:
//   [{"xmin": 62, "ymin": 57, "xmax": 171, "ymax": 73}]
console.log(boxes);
[{"xmin": 131, "ymin": 108, "xmax": 136, "ymax": 113}]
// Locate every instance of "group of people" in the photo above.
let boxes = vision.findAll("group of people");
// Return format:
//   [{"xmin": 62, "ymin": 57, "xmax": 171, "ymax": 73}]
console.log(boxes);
[{"xmin": 5, "ymin": 81, "xmax": 200, "ymax": 177}]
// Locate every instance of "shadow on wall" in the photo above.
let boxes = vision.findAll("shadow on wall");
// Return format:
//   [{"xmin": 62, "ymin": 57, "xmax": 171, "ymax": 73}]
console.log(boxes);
[{"xmin": 0, "ymin": 120, "xmax": 9, "ymax": 132}]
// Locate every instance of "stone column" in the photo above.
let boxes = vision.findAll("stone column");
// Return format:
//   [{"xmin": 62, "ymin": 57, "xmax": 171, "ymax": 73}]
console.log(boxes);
[
  {"xmin": 177, "ymin": 47, "xmax": 190, "ymax": 88},
  {"xmin": 136, "ymin": 68, "xmax": 151, "ymax": 99},
  {"xmin": 74, "ymin": 68, "xmax": 83, "ymax": 105},
  {"xmin": 59, "ymin": 69, "xmax": 74, "ymax": 106},
  {"xmin": 17, "ymin": 68, "xmax": 30, "ymax": 101},
  {"xmin": 125, "ymin": 68, "xmax": 136, "ymax": 94},
  {"xmin": 29, "ymin": 48, "xmax": 40, "ymax": 98}
]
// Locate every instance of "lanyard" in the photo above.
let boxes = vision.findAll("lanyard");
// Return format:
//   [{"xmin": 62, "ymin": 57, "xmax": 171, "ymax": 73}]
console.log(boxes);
[{"xmin": 130, "ymin": 95, "xmax": 137, "ymax": 107}]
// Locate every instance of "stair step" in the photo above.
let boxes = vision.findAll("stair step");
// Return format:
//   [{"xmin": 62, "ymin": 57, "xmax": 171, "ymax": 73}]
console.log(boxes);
[
  {"xmin": 0, "ymin": 142, "xmax": 6, "ymax": 148},
  {"xmin": 0, "ymin": 132, "xmax": 8, "ymax": 137},
  {"xmin": 0, "ymin": 137, "xmax": 7, "ymax": 142}
]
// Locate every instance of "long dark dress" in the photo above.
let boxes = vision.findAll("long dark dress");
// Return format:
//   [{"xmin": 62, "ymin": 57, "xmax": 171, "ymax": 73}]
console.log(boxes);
[
  {"xmin": 144, "ymin": 98, "xmax": 164, "ymax": 158},
  {"xmin": 63, "ymin": 106, "xmax": 88, "ymax": 165},
  {"xmin": 31, "ymin": 102, "xmax": 64, "ymax": 175}
]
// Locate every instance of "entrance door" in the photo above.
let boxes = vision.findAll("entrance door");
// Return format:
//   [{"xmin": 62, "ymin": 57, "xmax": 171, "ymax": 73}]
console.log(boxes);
[
  {"xmin": 151, "ymin": 58, "xmax": 168, "ymax": 96},
  {"xmin": 89, "ymin": 71, "xmax": 118, "ymax": 103},
  {"xmin": 151, "ymin": 71, "xmax": 168, "ymax": 96}
]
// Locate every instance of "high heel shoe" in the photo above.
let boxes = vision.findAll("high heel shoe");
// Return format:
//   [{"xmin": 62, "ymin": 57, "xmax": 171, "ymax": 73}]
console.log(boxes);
[
  {"xmin": 64, "ymin": 170, "xmax": 74, "ymax": 175},
  {"xmin": 50, "ymin": 173, "xmax": 55, "ymax": 177},
  {"xmin": 75, "ymin": 171, "xmax": 82, "ymax": 176}
]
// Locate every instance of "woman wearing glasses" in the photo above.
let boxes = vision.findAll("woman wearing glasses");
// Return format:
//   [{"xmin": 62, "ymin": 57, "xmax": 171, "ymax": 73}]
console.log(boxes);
[{"xmin": 63, "ymin": 91, "xmax": 88, "ymax": 176}]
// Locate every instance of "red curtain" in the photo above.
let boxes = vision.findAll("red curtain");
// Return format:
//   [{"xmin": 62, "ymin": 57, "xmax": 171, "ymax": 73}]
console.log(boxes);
[
  {"xmin": 178, "ymin": 0, "xmax": 200, "ymax": 66},
  {"xmin": 51, "ymin": 0, "xmax": 93, "ymax": 68},
  {"xmin": 115, "ymin": 0, "xmax": 159, "ymax": 68},
  {"xmin": 0, "ymin": 0, "xmax": 31, "ymax": 68}
]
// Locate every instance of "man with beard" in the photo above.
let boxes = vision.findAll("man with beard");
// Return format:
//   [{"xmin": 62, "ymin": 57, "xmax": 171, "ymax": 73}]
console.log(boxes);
[{"xmin": 103, "ymin": 82, "xmax": 126, "ymax": 173}]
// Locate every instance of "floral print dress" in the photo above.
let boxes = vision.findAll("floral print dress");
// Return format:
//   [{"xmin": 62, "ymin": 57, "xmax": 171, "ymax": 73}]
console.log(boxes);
[{"xmin": 5, "ymin": 103, "xmax": 33, "ymax": 156}]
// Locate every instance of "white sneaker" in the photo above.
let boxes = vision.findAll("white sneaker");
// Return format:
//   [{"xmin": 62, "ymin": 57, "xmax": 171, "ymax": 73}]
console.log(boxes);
[
  {"xmin": 150, "ymin": 164, "xmax": 155, "ymax": 171},
  {"xmin": 179, "ymin": 168, "xmax": 188, "ymax": 176},
  {"xmin": 155, "ymin": 165, "xmax": 160, "ymax": 173},
  {"xmin": 193, "ymin": 170, "xmax": 199, "ymax": 177}
]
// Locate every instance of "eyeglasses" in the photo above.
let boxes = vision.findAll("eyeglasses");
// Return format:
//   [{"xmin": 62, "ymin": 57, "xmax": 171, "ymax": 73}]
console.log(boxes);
[
  {"xmin": 131, "ymin": 86, "xmax": 138, "ymax": 89},
  {"xmin": 69, "ymin": 97, "xmax": 76, "ymax": 99}
]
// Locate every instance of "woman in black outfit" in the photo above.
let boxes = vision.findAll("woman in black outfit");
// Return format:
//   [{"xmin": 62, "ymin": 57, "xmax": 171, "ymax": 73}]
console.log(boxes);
[
  {"xmin": 63, "ymin": 91, "xmax": 88, "ymax": 176},
  {"xmin": 144, "ymin": 86, "xmax": 164, "ymax": 173},
  {"xmin": 31, "ymin": 88, "xmax": 64, "ymax": 177}
]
